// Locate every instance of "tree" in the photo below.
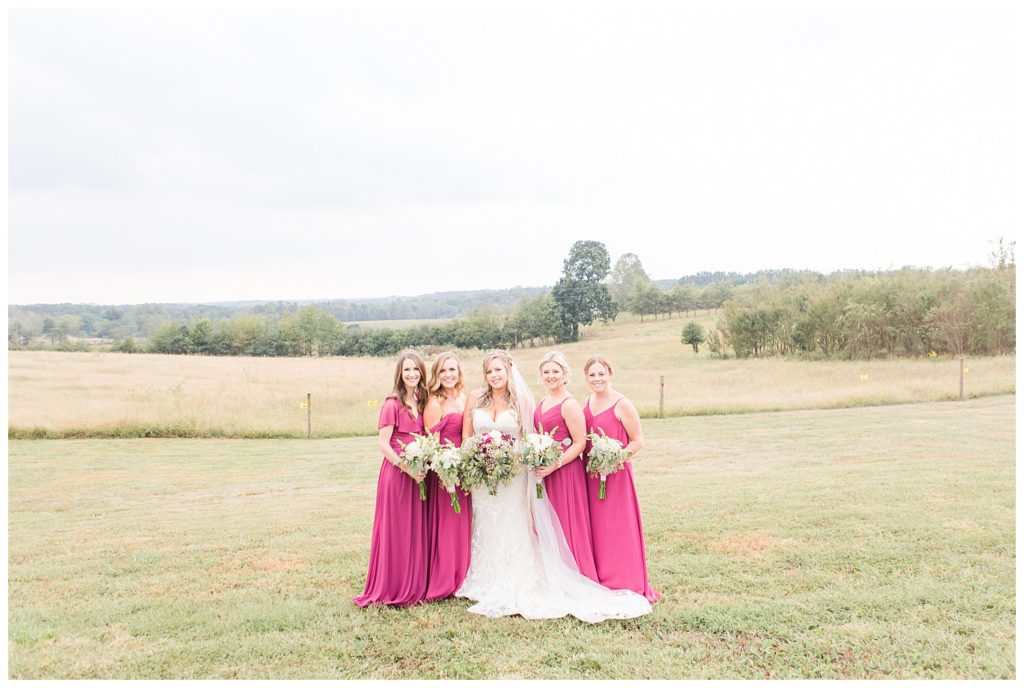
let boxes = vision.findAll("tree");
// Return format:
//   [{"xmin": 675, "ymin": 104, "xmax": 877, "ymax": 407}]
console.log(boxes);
[
  {"xmin": 629, "ymin": 283, "xmax": 663, "ymax": 322},
  {"xmin": 682, "ymin": 322, "xmax": 706, "ymax": 353},
  {"xmin": 552, "ymin": 241, "xmax": 617, "ymax": 342},
  {"xmin": 281, "ymin": 306, "xmax": 340, "ymax": 356},
  {"xmin": 610, "ymin": 253, "xmax": 651, "ymax": 307},
  {"xmin": 112, "ymin": 337, "xmax": 140, "ymax": 353},
  {"xmin": 80, "ymin": 314, "xmax": 96, "ymax": 337},
  {"xmin": 42, "ymin": 317, "xmax": 56, "ymax": 344},
  {"xmin": 670, "ymin": 284, "xmax": 698, "ymax": 316},
  {"xmin": 8, "ymin": 320, "xmax": 28, "ymax": 348},
  {"xmin": 190, "ymin": 319, "xmax": 213, "ymax": 354},
  {"xmin": 989, "ymin": 237, "xmax": 1016, "ymax": 270},
  {"xmin": 701, "ymin": 282, "xmax": 735, "ymax": 311}
]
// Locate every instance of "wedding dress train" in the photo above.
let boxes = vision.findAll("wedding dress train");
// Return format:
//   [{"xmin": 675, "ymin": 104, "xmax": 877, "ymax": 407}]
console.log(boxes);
[{"xmin": 454, "ymin": 408, "xmax": 651, "ymax": 623}]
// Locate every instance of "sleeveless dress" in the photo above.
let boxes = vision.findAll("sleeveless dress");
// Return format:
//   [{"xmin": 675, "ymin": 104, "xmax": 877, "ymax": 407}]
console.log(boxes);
[
  {"xmin": 455, "ymin": 408, "xmax": 651, "ymax": 622},
  {"xmin": 353, "ymin": 398, "xmax": 429, "ymax": 606},
  {"xmin": 533, "ymin": 398, "xmax": 600, "ymax": 582},
  {"xmin": 425, "ymin": 412, "xmax": 472, "ymax": 601},
  {"xmin": 584, "ymin": 397, "xmax": 661, "ymax": 603}
]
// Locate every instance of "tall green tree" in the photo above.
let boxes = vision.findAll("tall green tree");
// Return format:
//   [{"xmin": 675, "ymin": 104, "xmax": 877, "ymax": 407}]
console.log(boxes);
[{"xmin": 552, "ymin": 241, "xmax": 617, "ymax": 342}]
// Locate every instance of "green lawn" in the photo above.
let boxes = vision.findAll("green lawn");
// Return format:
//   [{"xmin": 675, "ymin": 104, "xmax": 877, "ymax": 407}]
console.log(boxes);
[{"xmin": 8, "ymin": 396, "xmax": 1015, "ymax": 678}]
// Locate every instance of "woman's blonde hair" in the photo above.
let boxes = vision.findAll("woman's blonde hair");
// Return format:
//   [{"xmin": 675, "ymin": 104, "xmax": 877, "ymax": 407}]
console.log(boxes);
[
  {"xmin": 386, "ymin": 350, "xmax": 428, "ymax": 414},
  {"xmin": 475, "ymin": 350, "xmax": 520, "ymax": 425},
  {"xmin": 583, "ymin": 355, "xmax": 614, "ymax": 376},
  {"xmin": 428, "ymin": 352, "xmax": 464, "ymax": 399},
  {"xmin": 538, "ymin": 351, "xmax": 571, "ymax": 386}
]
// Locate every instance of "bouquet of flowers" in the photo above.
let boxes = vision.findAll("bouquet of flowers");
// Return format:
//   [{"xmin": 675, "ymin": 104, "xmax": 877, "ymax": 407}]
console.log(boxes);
[
  {"xmin": 430, "ymin": 441, "xmax": 465, "ymax": 514},
  {"xmin": 519, "ymin": 428, "xmax": 571, "ymax": 499},
  {"xmin": 397, "ymin": 432, "xmax": 441, "ymax": 501},
  {"xmin": 460, "ymin": 430, "xmax": 522, "ymax": 496},
  {"xmin": 585, "ymin": 429, "xmax": 629, "ymax": 500}
]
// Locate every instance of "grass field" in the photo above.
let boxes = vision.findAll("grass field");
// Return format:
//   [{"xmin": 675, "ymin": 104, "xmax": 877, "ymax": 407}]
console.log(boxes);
[
  {"xmin": 7, "ymin": 313, "xmax": 1015, "ymax": 438},
  {"xmin": 7, "ymin": 395, "xmax": 1015, "ymax": 679}
]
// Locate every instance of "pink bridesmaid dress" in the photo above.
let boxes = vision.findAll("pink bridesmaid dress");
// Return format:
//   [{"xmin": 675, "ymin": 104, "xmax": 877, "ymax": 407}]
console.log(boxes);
[
  {"xmin": 583, "ymin": 397, "xmax": 661, "ymax": 602},
  {"xmin": 353, "ymin": 397, "xmax": 429, "ymax": 607},
  {"xmin": 424, "ymin": 412, "xmax": 473, "ymax": 601},
  {"xmin": 534, "ymin": 399, "xmax": 600, "ymax": 581}
]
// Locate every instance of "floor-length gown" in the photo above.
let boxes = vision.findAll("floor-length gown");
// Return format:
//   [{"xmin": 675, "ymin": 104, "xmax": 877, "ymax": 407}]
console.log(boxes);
[
  {"xmin": 583, "ymin": 398, "xmax": 661, "ymax": 603},
  {"xmin": 425, "ymin": 412, "xmax": 473, "ymax": 601},
  {"xmin": 455, "ymin": 408, "xmax": 651, "ymax": 622},
  {"xmin": 533, "ymin": 398, "xmax": 600, "ymax": 582},
  {"xmin": 353, "ymin": 398, "xmax": 429, "ymax": 606}
]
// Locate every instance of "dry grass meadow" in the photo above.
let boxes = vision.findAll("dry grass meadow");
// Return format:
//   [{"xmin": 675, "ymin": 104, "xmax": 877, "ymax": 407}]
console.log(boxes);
[
  {"xmin": 7, "ymin": 396, "xmax": 1015, "ymax": 678},
  {"xmin": 7, "ymin": 312, "xmax": 1016, "ymax": 438}
]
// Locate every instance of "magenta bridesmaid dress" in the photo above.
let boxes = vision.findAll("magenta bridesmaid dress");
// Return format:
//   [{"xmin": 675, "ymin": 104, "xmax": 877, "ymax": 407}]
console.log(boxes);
[
  {"xmin": 534, "ymin": 398, "xmax": 600, "ymax": 582},
  {"xmin": 353, "ymin": 397, "xmax": 429, "ymax": 607},
  {"xmin": 424, "ymin": 412, "xmax": 473, "ymax": 601},
  {"xmin": 583, "ymin": 397, "xmax": 661, "ymax": 602}
]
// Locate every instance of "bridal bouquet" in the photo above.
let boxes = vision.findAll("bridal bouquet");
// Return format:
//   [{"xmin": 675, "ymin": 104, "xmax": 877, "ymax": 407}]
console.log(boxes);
[
  {"xmin": 460, "ymin": 430, "xmax": 522, "ymax": 496},
  {"xmin": 397, "ymin": 432, "xmax": 441, "ymax": 501},
  {"xmin": 585, "ymin": 430, "xmax": 629, "ymax": 500},
  {"xmin": 519, "ymin": 428, "xmax": 571, "ymax": 499},
  {"xmin": 430, "ymin": 442, "xmax": 465, "ymax": 514}
]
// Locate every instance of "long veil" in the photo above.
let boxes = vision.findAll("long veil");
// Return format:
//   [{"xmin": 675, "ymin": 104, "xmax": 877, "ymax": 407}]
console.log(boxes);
[{"xmin": 508, "ymin": 362, "xmax": 536, "ymax": 438}]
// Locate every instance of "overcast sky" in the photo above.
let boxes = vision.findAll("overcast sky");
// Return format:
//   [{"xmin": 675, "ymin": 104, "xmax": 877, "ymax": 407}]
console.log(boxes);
[{"xmin": 8, "ymin": 5, "xmax": 1018, "ymax": 305}]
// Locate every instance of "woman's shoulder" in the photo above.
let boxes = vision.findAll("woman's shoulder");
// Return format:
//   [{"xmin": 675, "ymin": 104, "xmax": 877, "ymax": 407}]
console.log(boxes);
[
  {"xmin": 613, "ymin": 394, "xmax": 638, "ymax": 417},
  {"xmin": 560, "ymin": 394, "xmax": 582, "ymax": 413}
]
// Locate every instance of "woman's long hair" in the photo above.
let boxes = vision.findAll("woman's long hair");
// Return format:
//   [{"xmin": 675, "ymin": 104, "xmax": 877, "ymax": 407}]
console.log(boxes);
[
  {"xmin": 427, "ymin": 352, "xmax": 465, "ymax": 399},
  {"xmin": 475, "ymin": 350, "xmax": 520, "ymax": 424},
  {"xmin": 386, "ymin": 350, "xmax": 428, "ymax": 415}
]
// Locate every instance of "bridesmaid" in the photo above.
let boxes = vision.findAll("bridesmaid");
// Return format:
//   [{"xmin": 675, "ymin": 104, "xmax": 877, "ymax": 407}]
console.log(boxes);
[
  {"xmin": 423, "ymin": 352, "xmax": 472, "ymax": 601},
  {"xmin": 531, "ymin": 351, "xmax": 599, "ymax": 582},
  {"xmin": 582, "ymin": 355, "xmax": 660, "ymax": 602},
  {"xmin": 353, "ymin": 351, "xmax": 430, "ymax": 607}
]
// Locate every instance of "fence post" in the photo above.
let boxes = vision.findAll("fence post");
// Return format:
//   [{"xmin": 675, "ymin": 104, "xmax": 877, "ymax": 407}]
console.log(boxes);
[
  {"xmin": 307, "ymin": 392, "xmax": 312, "ymax": 438},
  {"xmin": 659, "ymin": 376, "xmax": 665, "ymax": 418},
  {"xmin": 959, "ymin": 358, "xmax": 964, "ymax": 400}
]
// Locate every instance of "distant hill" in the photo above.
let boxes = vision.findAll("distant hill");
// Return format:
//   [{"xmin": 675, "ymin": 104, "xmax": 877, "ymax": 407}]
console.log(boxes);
[
  {"xmin": 7, "ymin": 286, "xmax": 552, "ymax": 341},
  {"xmin": 6, "ymin": 269, "xmax": 882, "ymax": 343}
]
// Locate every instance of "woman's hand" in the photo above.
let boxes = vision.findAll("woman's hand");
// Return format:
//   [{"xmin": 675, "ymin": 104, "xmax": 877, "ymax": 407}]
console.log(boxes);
[{"xmin": 533, "ymin": 459, "xmax": 565, "ymax": 479}]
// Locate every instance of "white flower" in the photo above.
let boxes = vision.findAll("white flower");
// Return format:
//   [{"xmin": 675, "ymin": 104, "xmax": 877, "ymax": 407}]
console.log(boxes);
[{"xmin": 525, "ymin": 433, "xmax": 555, "ymax": 451}]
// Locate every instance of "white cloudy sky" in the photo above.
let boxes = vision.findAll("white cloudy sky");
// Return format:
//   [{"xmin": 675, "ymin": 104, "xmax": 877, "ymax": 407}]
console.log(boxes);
[{"xmin": 7, "ymin": 4, "xmax": 1018, "ymax": 304}]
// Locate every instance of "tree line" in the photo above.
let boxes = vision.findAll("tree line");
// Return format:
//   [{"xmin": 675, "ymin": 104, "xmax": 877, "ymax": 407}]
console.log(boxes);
[
  {"xmin": 7, "ymin": 287, "xmax": 548, "ymax": 347},
  {"xmin": 707, "ymin": 266, "xmax": 1015, "ymax": 359},
  {"xmin": 10, "ymin": 241, "xmax": 1015, "ymax": 360},
  {"xmin": 119, "ymin": 295, "xmax": 564, "ymax": 357}
]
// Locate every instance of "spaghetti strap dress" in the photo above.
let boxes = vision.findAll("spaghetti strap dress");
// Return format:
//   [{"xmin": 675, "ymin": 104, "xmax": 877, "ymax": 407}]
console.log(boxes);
[
  {"xmin": 533, "ymin": 398, "xmax": 600, "ymax": 582},
  {"xmin": 583, "ymin": 397, "xmax": 661, "ymax": 602},
  {"xmin": 425, "ymin": 412, "xmax": 473, "ymax": 600}
]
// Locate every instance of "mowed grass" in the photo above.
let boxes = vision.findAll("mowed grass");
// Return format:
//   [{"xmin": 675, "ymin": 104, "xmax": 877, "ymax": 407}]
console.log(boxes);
[
  {"xmin": 7, "ymin": 312, "xmax": 1015, "ymax": 438},
  {"xmin": 8, "ymin": 396, "xmax": 1015, "ymax": 679}
]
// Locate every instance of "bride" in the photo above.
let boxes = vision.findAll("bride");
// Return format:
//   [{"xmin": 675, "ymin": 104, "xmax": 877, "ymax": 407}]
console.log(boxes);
[{"xmin": 455, "ymin": 350, "xmax": 651, "ymax": 622}]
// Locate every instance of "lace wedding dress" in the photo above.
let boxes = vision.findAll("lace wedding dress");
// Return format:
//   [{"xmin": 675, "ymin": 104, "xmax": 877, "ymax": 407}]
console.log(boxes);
[{"xmin": 454, "ymin": 408, "xmax": 652, "ymax": 622}]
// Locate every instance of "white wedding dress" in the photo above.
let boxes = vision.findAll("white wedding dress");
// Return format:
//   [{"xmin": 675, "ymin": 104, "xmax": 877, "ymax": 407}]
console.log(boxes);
[{"xmin": 455, "ymin": 408, "xmax": 652, "ymax": 623}]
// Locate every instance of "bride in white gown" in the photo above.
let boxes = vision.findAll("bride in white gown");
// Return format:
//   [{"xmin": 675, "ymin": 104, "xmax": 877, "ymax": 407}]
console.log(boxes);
[{"xmin": 455, "ymin": 350, "xmax": 651, "ymax": 623}]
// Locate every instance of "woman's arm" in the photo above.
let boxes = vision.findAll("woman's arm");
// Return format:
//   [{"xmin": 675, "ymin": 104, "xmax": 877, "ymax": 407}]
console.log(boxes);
[
  {"xmin": 423, "ymin": 395, "xmax": 442, "ymax": 432},
  {"xmin": 616, "ymin": 397, "xmax": 644, "ymax": 459},
  {"xmin": 462, "ymin": 389, "xmax": 480, "ymax": 443},
  {"xmin": 534, "ymin": 398, "xmax": 587, "ymax": 478}
]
